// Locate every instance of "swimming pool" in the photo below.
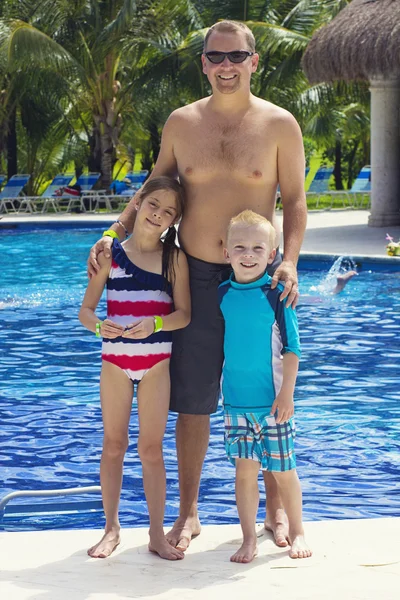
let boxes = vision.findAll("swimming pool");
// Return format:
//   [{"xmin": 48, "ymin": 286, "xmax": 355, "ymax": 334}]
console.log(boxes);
[{"xmin": 1, "ymin": 228, "xmax": 399, "ymax": 530}]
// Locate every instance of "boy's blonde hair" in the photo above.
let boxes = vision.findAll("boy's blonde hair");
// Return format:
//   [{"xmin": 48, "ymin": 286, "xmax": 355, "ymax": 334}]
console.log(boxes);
[
  {"xmin": 203, "ymin": 20, "xmax": 256, "ymax": 52},
  {"xmin": 227, "ymin": 210, "xmax": 276, "ymax": 249}
]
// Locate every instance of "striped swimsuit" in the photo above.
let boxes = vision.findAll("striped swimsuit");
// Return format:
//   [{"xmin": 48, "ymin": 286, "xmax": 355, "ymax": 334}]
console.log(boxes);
[{"xmin": 102, "ymin": 239, "xmax": 173, "ymax": 382}]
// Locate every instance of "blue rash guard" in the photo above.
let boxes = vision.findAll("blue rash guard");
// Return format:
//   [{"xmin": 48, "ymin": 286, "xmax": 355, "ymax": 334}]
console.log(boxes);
[{"xmin": 218, "ymin": 270, "xmax": 301, "ymax": 414}]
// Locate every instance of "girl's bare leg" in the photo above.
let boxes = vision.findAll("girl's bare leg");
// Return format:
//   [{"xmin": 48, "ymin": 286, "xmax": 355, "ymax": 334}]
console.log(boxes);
[
  {"xmin": 137, "ymin": 359, "xmax": 184, "ymax": 561},
  {"xmin": 88, "ymin": 361, "xmax": 134, "ymax": 558},
  {"xmin": 272, "ymin": 470, "xmax": 312, "ymax": 559},
  {"xmin": 231, "ymin": 459, "xmax": 260, "ymax": 563}
]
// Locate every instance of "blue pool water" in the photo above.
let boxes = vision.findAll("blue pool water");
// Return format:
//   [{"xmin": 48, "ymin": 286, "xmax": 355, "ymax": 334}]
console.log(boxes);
[{"xmin": 1, "ymin": 229, "xmax": 399, "ymax": 530}]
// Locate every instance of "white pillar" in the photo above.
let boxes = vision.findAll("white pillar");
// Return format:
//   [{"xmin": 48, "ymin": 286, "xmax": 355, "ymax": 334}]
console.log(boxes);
[{"xmin": 368, "ymin": 78, "xmax": 400, "ymax": 227}]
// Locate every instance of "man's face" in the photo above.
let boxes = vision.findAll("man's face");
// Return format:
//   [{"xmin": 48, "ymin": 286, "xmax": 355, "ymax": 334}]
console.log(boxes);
[{"xmin": 202, "ymin": 31, "xmax": 259, "ymax": 95}]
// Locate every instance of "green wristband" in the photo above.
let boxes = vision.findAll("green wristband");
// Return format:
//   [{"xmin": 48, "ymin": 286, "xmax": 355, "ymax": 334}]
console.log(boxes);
[
  {"xmin": 95, "ymin": 322, "xmax": 103, "ymax": 338},
  {"xmin": 102, "ymin": 229, "xmax": 119, "ymax": 240},
  {"xmin": 153, "ymin": 315, "xmax": 163, "ymax": 333}
]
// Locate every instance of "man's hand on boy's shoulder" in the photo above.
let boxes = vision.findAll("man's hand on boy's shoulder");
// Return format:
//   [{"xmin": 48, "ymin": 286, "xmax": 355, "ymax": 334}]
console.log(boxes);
[
  {"xmin": 270, "ymin": 391, "xmax": 294, "ymax": 424},
  {"xmin": 270, "ymin": 260, "xmax": 299, "ymax": 308}
]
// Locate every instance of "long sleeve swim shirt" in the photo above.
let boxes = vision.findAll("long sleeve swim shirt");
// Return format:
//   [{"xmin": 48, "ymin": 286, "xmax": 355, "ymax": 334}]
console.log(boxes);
[{"xmin": 218, "ymin": 270, "xmax": 301, "ymax": 413}]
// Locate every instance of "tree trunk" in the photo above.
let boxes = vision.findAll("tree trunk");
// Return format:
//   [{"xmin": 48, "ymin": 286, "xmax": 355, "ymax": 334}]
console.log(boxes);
[
  {"xmin": 88, "ymin": 130, "xmax": 102, "ymax": 173},
  {"xmin": 347, "ymin": 140, "xmax": 359, "ymax": 189},
  {"xmin": 333, "ymin": 139, "xmax": 343, "ymax": 190},
  {"xmin": 7, "ymin": 107, "xmax": 17, "ymax": 179},
  {"xmin": 149, "ymin": 122, "xmax": 161, "ymax": 165}
]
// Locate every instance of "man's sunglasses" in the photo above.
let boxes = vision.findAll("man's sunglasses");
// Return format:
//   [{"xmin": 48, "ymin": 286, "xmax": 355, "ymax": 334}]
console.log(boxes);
[{"xmin": 204, "ymin": 50, "xmax": 254, "ymax": 64}]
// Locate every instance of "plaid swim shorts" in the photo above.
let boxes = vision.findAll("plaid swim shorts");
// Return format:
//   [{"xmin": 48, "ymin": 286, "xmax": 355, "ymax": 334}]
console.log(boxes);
[{"xmin": 224, "ymin": 410, "xmax": 296, "ymax": 472}]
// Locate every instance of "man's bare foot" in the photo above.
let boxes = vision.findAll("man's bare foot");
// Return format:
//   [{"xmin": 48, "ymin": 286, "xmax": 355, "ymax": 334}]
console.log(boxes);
[
  {"xmin": 230, "ymin": 538, "xmax": 258, "ymax": 563},
  {"xmin": 264, "ymin": 508, "xmax": 289, "ymax": 547},
  {"xmin": 289, "ymin": 534, "xmax": 312, "ymax": 559},
  {"xmin": 332, "ymin": 270, "xmax": 358, "ymax": 294},
  {"xmin": 87, "ymin": 529, "xmax": 121, "ymax": 558},
  {"xmin": 166, "ymin": 515, "xmax": 201, "ymax": 551},
  {"xmin": 148, "ymin": 535, "xmax": 184, "ymax": 561}
]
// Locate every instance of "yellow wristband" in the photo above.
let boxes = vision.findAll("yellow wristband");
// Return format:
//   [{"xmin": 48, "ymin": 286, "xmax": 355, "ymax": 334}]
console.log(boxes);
[
  {"xmin": 102, "ymin": 229, "xmax": 119, "ymax": 240},
  {"xmin": 153, "ymin": 315, "xmax": 163, "ymax": 333}
]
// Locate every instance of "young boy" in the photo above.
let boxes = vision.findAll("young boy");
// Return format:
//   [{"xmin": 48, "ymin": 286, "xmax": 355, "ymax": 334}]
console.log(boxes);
[{"xmin": 219, "ymin": 210, "xmax": 312, "ymax": 563}]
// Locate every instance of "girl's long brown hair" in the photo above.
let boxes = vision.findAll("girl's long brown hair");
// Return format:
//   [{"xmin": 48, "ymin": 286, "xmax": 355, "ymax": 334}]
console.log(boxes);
[{"xmin": 137, "ymin": 176, "xmax": 185, "ymax": 285}]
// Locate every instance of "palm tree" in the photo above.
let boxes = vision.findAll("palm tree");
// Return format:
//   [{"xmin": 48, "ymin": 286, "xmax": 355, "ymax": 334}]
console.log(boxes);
[{"xmin": 0, "ymin": 0, "xmax": 203, "ymax": 188}]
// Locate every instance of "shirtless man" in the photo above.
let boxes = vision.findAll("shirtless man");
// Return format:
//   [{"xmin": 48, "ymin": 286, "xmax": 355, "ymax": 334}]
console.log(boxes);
[{"xmin": 88, "ymin": 20, "xmax": 307, "ymax": 558}]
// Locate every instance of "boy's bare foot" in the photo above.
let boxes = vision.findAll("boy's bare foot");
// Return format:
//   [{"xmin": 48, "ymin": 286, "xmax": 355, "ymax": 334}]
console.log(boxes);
[
  {"xmin": 264, "ymin": 508, "xmax": 289, "ymax": 547},
  {"xmin": 289, "ymin": 534, "xmax": 312, "ymax": 559},
  {"xmin": 166, "ymin": 515, "xmax": 201, "ymax": 551},
  {"xmin": 332, "ymin": 270, "xmax": 358, "ymax": 294},
  {"xmin": 230, "ymin": 538, "xmax": 258, "ymax": 563},
  {"xmin": 87, "ymin": 529, "xmax": 121, "ymax": 558},
  {"xmin": 149, "ymin": 535, "xmax": 185, "ymax": 561}
]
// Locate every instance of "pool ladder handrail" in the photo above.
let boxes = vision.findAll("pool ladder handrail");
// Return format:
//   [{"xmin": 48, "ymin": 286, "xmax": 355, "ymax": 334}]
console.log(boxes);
[{"xmin": 0, "ymin": 486, "xmax": 103, "ymax": 522}]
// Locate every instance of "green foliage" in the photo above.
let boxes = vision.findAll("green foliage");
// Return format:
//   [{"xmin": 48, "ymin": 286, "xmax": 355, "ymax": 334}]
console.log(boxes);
[{"xmin": 0, "ymin": 0, "xmax": 370, "ymax": 197}]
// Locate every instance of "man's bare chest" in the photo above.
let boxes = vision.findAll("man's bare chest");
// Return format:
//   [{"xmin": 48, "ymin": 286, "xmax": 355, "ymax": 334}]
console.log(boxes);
[{"xmin": 175, "ymin": 121, "xmax": 276, "ymax": 178}]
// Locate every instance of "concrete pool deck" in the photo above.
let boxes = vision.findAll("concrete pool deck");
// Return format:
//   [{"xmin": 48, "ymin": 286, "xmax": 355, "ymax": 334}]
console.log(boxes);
[
  {"xmin": 2, "ymin": 209, "xmax": 400, "ymax": 259},
  {"xmin": 0, "ymin": 519, "xmax": 399, "ymax": 600}
]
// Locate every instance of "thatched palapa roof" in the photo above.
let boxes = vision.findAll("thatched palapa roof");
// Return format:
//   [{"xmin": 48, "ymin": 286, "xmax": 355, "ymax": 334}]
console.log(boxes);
[{"xmin": 302, "ymin": 0, "xmax": 400, "ymax": 84}]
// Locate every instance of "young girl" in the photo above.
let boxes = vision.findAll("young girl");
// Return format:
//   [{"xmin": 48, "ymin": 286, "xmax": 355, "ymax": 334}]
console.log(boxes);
[{"xmin": 79, "ymin": 176, "xmax": 190, "ymax": 561}]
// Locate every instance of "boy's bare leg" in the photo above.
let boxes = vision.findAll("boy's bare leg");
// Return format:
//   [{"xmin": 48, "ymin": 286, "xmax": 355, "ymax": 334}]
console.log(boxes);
[
  {"xmin": 137, "ymin": 360, "xmax": 184, "ymax": 561},
  {"xmin": 272, "ymin": 470, "xmax": 312, "ymax": 559},
  {"xmin": 88, "ymin": 361, "xmax": 133, "ymax": 558},
  {"xmin": 231, "ymin": 458, "xmax": 260, "ymax": 563},
  {"xmin": 166, "ymin": 414, "xmax": 208, "ymax": 551},
  {"xmin": 263, "ymin": 470, "xmax": 289, "ymax": 546}
]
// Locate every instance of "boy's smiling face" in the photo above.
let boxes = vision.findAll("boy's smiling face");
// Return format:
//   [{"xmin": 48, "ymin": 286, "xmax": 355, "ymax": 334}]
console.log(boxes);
[{"xmin": 224, "ymin": 223, "xmax": 276, "ymax": 283}]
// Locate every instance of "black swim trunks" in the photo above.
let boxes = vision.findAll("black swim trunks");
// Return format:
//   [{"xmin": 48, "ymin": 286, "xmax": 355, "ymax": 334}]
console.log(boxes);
[{"xmin": 169, "ymin": 249, "xmax": 282, "ymax": 415}]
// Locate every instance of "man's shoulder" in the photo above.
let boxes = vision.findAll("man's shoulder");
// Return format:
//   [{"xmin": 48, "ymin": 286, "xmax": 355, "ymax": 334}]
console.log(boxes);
[
  {"xmin": 169, "ymin": 98, "xmax": 208, "ymax": 121},
  {"xmin": 252, "ymin": 97, "xmax": 299, "ymax": 128}
]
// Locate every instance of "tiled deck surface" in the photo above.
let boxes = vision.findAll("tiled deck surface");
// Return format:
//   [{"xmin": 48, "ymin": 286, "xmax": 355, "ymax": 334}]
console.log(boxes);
[{"xmin": 0, "ymin": 519, "xmax": 399, "ymax": 600}]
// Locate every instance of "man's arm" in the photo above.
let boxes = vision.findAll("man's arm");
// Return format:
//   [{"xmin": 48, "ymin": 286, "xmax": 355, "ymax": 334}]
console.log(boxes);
[
  {"xmin": 271, "ymin": 112, "xmax": 307, "ymax": 307},
  {"xmin": 117, "ymin": 112, "xmax": 180, "ymax": 235},
  {"xmin": 87, "ymin": 112, "xmax": 179, "ymax": 276}
]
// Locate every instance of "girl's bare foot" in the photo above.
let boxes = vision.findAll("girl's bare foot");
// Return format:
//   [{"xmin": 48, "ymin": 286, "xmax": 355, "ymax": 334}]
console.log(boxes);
[
  {"xmin": 264, "ymin": 508, "xmax": 289, "ymax": 547},
  {"xmin": 166, "ymin": 515, "xmax": 201, "ymax": 551},
  {"xmin": 230, "ymin": 538, "xmax": 258, "ymax": 563},
  {"xmin": 149, "ymin": 534, "xmax": 185, "ymax": 561},
  {"xmin": 289, "ymin": 534, "xmax": 312, "ymax": 559},
  {"xmin": 87, "ymin": 529, "xmax": 121, "ymax": 558}
]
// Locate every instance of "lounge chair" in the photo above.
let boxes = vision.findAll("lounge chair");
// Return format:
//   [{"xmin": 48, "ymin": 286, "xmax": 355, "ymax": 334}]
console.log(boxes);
[
  {"xmin": 0, "ymin": 174, "xmax": 31, "ymax": 213},
  {"xmin": 18, "ymin": 173, "xmax": 75, "ymax": 213},
  {"xmin": 60, "ymin": 172, "xmax": 101, "ymax": 212},
  {"xmin": 345, "ymin": 166, "xmax": 371, "ymax": 209},
  {"xmin": 305, "ymin": 166, "xmax": 351, "ymax": 209},
  {"xmin": 307, "ymin": 166, "xmax": 334, "ymax": 194},
  {"xmin": 350, "ymin": 166, "xmax": 371, "ymax": 192},
  {"xmin": 119, "ymin": 170, "xmax": 148, "ymax": 195}
]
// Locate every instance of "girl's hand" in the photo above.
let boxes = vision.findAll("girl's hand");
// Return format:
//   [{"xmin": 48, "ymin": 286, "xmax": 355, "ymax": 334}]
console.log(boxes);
[
  {"xmin": 122, "ymin": 318, "xmax": 154, "ymax": 339},
  {"xmin": 101, "ymin": 319, "xmax": 125, "ymax": 339},
  {"xmin": 270, "ymin": 392, "xmax": 294, "ymax": 424}
]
